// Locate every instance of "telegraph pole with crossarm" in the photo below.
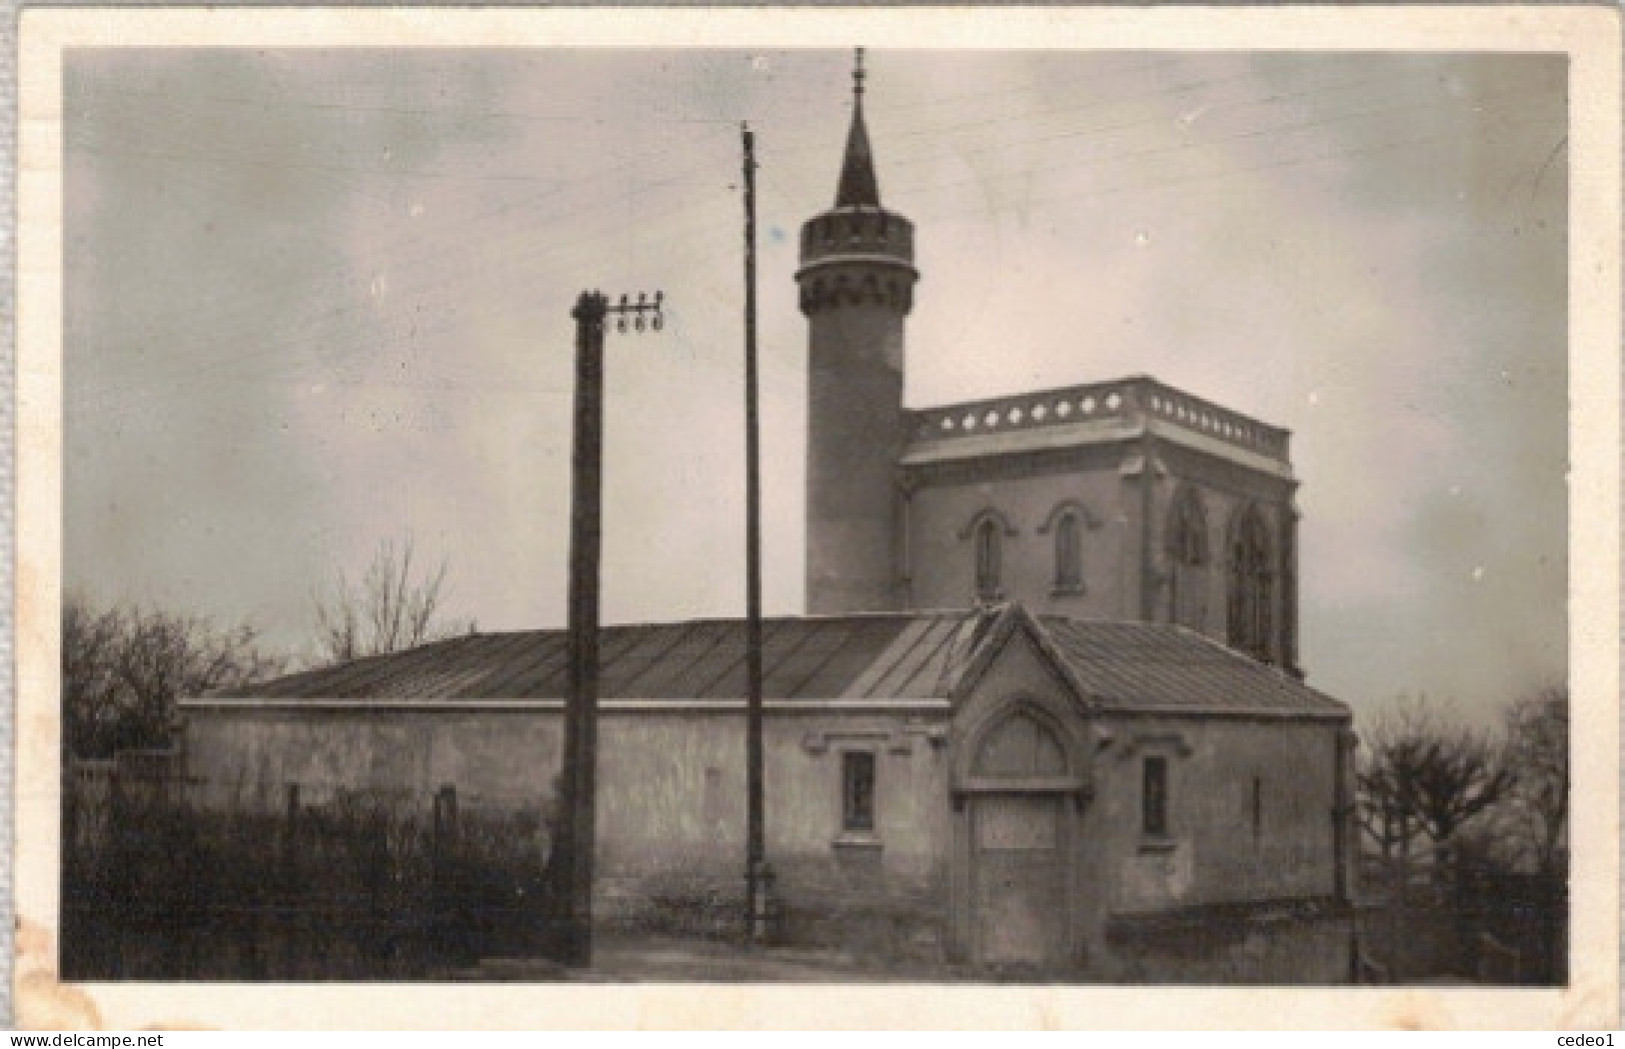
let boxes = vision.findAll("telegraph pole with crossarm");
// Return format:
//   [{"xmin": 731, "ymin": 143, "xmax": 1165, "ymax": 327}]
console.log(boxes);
[{"xmin": 554, "ymin": 288, "xmax": 664, "ymax": 967}]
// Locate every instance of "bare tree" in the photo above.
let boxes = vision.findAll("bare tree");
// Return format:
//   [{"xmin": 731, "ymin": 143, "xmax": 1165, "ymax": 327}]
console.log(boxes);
[
  {"xmin": 1357, "ymin": 696, "xmax": 1514, "ymax": 854},
  {"xmin": 1499, "ymin": 686, "xmax": 1569, "ymax": 876},
  {"xmin": 62, "ymin": 597, "xmax": 128, "ymax": 761},
  {"xmin": 311, "ymin": 535, "xmax": 471, "ymax": 664},
  {"xmin": 62, "ymin": 591, "xmax": 285, "ymax": 760}
]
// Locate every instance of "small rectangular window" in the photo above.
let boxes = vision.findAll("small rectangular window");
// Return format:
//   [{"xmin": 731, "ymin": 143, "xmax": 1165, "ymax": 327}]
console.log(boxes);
[
  {"xmin": 842, "ymin": 751, "xmax": 876, "ymax": 833},
  {"xmin": 1142, "ymin": 756, "xmax": 1168, "ymax": 837}
]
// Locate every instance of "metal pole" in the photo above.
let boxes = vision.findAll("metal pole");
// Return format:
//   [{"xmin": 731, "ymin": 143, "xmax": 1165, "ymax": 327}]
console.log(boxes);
[
  {"xmin": 562, "ymin": 289, "xmax": 606, "ymax": 967},
  {"xmin": 742, "ymin": 124, "xmax": 769, "ymax": 941}
]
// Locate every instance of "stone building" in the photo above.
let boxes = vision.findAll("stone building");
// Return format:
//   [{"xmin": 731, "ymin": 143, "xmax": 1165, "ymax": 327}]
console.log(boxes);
[
  {"xmin": 180, "ymin": 55, "xmax": 1355, "ymax": 980},
  {"xmin": 799, "ymin": 56, "xmax": 1298, "ymax": 669}
]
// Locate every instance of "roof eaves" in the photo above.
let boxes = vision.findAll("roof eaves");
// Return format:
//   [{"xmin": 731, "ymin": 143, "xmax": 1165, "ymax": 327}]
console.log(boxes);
[
  {"xmin": 1170, "ymin": 623, "xmax": 1349, "ymax": 713},
  {"xmin": 1092, "ymin": 702, "xmax": 1352, "ymax": 721}
]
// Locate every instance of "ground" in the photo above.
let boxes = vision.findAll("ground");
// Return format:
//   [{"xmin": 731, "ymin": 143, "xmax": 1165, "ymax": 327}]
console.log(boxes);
[{"xmin": 448, "ymin": 932, "xmax": 992, "ymax": 983}]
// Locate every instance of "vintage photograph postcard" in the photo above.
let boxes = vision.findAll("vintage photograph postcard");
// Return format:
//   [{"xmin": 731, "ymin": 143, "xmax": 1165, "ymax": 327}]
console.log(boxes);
[{"xmin": 14, "ymin": 5, "xmax": 1621, "ymax": 1030}]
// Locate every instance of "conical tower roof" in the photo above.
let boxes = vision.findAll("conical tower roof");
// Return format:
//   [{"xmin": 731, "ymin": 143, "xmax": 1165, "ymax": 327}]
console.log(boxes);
[
  {"xmin": 835, "ymin": 49, "xmax": 881, "ymax": 208},
  {"xmin": 797, "ymin": 46, "xmax": 916, "ymax": 297}
]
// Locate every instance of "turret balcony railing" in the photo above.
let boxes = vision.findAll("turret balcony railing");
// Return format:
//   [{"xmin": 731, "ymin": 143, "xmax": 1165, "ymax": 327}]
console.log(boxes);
[{"xmin": 799, "ymin": 206, "xmax": 915, "ymax": 266}]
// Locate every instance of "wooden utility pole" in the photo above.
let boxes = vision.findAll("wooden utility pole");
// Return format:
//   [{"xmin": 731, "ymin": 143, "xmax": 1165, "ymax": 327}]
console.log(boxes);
[
  {"xmin": 557, "ymin": 288, "xmax": 663, "ymax": 967},
  {"xmin": 741, "ymin": 124, "xmax": 773, "ymax": 941}
]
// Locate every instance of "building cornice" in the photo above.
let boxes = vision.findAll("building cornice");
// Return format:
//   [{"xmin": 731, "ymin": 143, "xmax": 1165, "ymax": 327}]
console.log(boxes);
[
  {"xmin": 903, "ymin": 376, "xmax": 1292, "ymax": 470},
  {"xmin": 900, "ymin": 418, "xmax": 1295, "ymax": 483}
]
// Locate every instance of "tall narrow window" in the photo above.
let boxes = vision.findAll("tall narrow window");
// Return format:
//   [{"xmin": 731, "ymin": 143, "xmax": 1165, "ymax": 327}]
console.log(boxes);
[
  {"xmin": 1142, "ymin": 756, "xmax": 1169, "ymax": 837},
  {"xmin": 1251, "ymin": 776, "xmax": 1263, "ymax": 840},
  {"xmin": 1054, "ymin": 511, "xmax": 1082, "ymax": 591},
  {"xmin": 702, "ymin": 767, "xmax": 722, "ymax": 826},
  {"xmin": 842, "ymin": 751, "xmax": 876, "ymax": 833},
  {"xmin": 1227, "ymin": 504, "xmax": 1275, "ymax": 662},
  {"xmin": 1166, "ymin": 486, "xmax": 1209, "ymax": 629},
  {"xmin": 974, "ymin": 517, "xmax": 1002, "ymax": 600}
]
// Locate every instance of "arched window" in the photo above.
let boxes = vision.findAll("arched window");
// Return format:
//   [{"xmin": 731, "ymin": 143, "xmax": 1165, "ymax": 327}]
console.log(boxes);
[
  {"xmin": 1166, "ymin": 487, "xmax": 1209, "ymax": 630},
  {"xmin": 1054, "ymin": 512, "xmax": 1082, "ymax": 591},
  {"xmin": 973, "ymin": 712, "xmax": 1067, "ymax": 778},
  {"xmin": 1227, "ymin": 504, "xmax": 1274, "ymax": 662},
  {"xmin": 1039, "ymin": 500, "xmax": 1092, "ymax": 595},
  {"xmin": 961, "ymin": 508, "xmax": 1015, "ymax": 602},
  {"xmin": 975, "ymin": 518, "xmax": 1002, "ymax": 601}
]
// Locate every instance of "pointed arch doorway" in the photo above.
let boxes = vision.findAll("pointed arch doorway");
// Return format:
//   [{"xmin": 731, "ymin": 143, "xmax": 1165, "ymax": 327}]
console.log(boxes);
[{"xmin": 952, "ymin": 703, "xmax": 1087, "ymax": 970}]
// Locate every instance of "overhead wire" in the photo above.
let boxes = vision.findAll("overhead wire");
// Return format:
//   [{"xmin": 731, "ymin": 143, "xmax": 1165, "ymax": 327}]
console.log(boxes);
[
  {"xmin": 65, "ymin": 59, "xmax": 1424, "ymax": 344},
  {"xmin": 68, "ymin": 59, "xmax": 1554, "ymax": 417}
]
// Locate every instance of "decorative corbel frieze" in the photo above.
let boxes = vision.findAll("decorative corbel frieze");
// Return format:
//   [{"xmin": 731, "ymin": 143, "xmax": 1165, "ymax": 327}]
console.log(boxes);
[{"xmin": 802, "ymin": 722, "xmax": 945, "ymax": 757}]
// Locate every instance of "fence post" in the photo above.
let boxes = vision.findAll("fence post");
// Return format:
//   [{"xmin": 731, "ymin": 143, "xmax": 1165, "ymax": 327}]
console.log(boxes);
[
  {"xmin": 108, "ymin": 768, "xmax": 130, "ymax": 975},
  {"xmin": 63, "ymin": 764, "xmax": 79, "ymax": 860},
  {"xmin": 432, "ymin": 786, "xmax": 467, "ymax": 965},
  {"xmin": 279, "ymin": 782, "xmax": 303, "ymax": 976},
  {"xmin": 1552, "ymin": 876, "xmax": 1568, "ymax": 984},
  {"xmin": 434, "ymin": 785, "xmax": 458, "ymax": 844},
  {"xmin": 96, "ymin": 768, "xmax": 126, "ymax": 975},
  {"xmin": 284, "ymin": 783, "xmax": 301, "ymax": 892},
  {"xmin": 433, "ymin": 785, "xmax": 458, "ymax": 898}
]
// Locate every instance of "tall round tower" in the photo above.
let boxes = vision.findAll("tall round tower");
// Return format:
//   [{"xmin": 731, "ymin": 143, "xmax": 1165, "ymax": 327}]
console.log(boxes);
[{"xmin": 797, "ymin": 50, "xmax": 918, "ymax": 614}]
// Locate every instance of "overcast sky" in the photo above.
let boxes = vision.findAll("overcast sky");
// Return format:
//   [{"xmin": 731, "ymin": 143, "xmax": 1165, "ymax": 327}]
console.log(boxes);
[{"xmin": 63, "ymin": 48, "xmax": 1568, "ymax": 721}]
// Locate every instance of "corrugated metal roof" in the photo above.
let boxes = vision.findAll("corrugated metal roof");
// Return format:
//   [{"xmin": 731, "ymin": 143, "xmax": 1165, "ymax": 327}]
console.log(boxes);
[
  {"xmin": 235, "ymin": 613, "xmax": 984, "ymax": 702},
  {"xmin": 216, "ymin": 607, "xmax": 1347, "ymax": 719},
  {"xmin": 1038, "ymin": 616, "xmax": 1347, "ymax": 717}
]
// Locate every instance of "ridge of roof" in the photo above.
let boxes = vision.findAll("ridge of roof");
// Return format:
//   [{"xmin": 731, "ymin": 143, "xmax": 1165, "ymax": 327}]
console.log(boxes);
[
  {"xmin": 947, "ymin": 603, "xmax": 1100, "ymax": 716},
  {"xmin": 455, "ymin": 608, "xmax": 977, "ymax": 638},
  {"xmin": 206, "ymin": 609, "xmax": 1347, "ymax": 719}
]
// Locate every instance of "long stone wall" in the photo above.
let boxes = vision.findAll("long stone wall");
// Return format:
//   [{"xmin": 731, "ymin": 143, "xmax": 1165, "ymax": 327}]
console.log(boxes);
[
  {"xmin": 181, "ymin": 703, "xmax": 956, "ymax": 961},
  {"xmin": 180, "ymin": 694, "xmax": 1349, "ymax": 978}
]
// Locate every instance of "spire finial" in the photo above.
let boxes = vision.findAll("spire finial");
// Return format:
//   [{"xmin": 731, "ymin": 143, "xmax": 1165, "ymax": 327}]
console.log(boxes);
[{"xmin": 833, "ymin": 46, "xmax": 880, "ymax": 208}]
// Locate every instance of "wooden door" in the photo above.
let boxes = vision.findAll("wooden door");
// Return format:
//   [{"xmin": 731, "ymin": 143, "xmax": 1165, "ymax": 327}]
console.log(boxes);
[{"xmin": 972, "ymin": 794, "xmax": 1067, "ymax": 969}]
